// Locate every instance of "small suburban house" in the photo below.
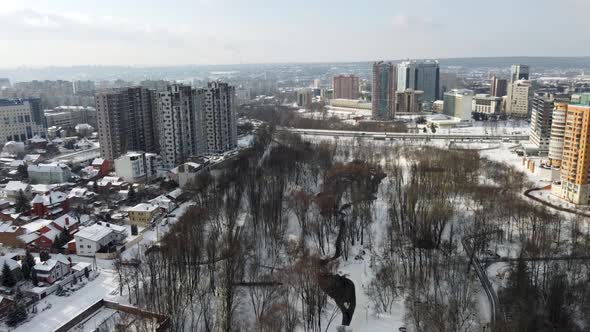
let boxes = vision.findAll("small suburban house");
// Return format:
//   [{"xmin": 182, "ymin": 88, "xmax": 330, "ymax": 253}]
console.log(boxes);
[
  {"xmin": 127, "ymin": 203, "xmax": 160, "ymax": 226},
  {"xmin": 28, "ymin": 163, "xmax": 72, "ymax": 184},
  {"xmin": 33, "ymin": 254, "xmax": 71, "ymax": 285},
  {"xmin": 0, "ymin": 222, "xmax": 27, "ymax": 248},
  {"xmin": 3, "ymin": 181, "xmax": 32, "ymax": 202},
  {"xmin": 19, "ymin": 213, "xmax": 80, "ymax": 252},
  {"xmin": 31, "ymin": 191, "xmax": 69, "ymax": 218},
  {"xmin": 74, "ymin": 223, "xmax": 127, "ymax": 256}
]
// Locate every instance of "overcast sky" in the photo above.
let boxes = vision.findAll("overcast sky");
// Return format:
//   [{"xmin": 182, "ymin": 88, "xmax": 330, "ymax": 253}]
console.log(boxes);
[{"xmin": 0, "ymin": 0, "xmax": 588, "ymax": 67}]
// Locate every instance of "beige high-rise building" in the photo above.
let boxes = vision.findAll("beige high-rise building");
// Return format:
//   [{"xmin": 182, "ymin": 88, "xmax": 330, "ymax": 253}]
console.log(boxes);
[
  {"xmin": 506, "ymin": 80, "xmax": 532, "ymax": 118},
  {"xmin": 95, "ymin": 87, "xmax": 158, "ymax": 161},
  {"xmin": 332, "ymin": 75, "xmax": 359, "ymax": 100}
]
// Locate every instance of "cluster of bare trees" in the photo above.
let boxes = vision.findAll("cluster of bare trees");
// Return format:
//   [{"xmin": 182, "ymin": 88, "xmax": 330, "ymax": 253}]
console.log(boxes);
[
  {"xmin": 359, "ymin": 141, "xmax": 589, "ymax": 331},
  {"xmin": 114, "ymin": 126, "xmax": 589, "ymax": 331},
  {"xmin": 242, "ymin": 104, "xmax": 408, "ymax": 133}
]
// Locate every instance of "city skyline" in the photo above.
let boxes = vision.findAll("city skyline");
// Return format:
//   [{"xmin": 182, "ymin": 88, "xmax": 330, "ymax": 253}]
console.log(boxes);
[{"xmin": 1, "ymin": 0, "xmax": 589, "ymax": 67}]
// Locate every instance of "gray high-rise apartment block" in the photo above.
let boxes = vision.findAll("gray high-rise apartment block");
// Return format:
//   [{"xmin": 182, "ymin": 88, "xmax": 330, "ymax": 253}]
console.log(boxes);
[
  {"xmin": 95, "ymin": 87, "xmax": 157, "ymax": 161},
  {"xmin": 530, "ymin": 92, "xmax": 571, "ymax": 156},
  {"xmin": 198, "ymin": 82, "xmax": 237, "ymax": 154},
  {"xmin": 396, "ymin": 60, "xmax": 440, "ymax": 103},
  {"xmin": 372, "ymin": 62, "xmax": 396, "ymax": 120},
  {"xmin": 510, "ymin": 65, "xmax": 530, "ymax": 83},
  {"xmin": 157, "ymin": 84, "xmax": 204, "ymax": 168}
]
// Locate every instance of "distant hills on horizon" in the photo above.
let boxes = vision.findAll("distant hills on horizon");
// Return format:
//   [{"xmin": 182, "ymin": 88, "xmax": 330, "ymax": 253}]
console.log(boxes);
[{"xmin": 1, "ymin": 56, "xmax": 589, "ymax": 82}]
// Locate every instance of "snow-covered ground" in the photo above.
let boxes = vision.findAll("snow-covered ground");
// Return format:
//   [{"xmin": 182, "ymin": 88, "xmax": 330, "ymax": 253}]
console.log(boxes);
[
  {"xmin": 337, "ymin": 252, "xmax": 406, "ymax": 331},
  {"xmin": 9, "ymin": 201, "xmax": 195, "ymax": 331},
  {"xmin": 13, "ymin": 270, "xmax": 120, "ymax": 332}
]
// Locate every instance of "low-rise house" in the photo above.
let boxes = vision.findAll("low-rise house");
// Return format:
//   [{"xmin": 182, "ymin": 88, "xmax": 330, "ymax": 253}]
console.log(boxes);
[
  {"xmin": 67, "ymin": 187, "xmax": 96, "ymax": 209},
  {"xmin": 0, "ymin": 222, "xmax": 26, "ymax": 248},
  {"xmin": 74, "ymin": 223, "xmax": 127, "ymax": 256},
  {"xmin": 33, "ymin": 254, "xmax": 71, "ymax": 285},
  {"xmin": 4, "ymin": 181, "xmax": 31, "ymax": 202},
  {"xmin": 96, "ymin": 176, "xmax": 128, "ymax": 191},
  {"xmin": 91, "ymin": 158, "xmax": 110, "ymax": 178},
  {"xmin": 149, "ymin": 195, "xmax": 175, "ymax": 212},
  {"xmin": 176, "ymin": 162, "xmax": 203, "ymax": 187},
  {"xmin": 31, "ymin": 191, "xmax": 69, "ymax": 218},
  {"xmin": 0, "ymin": 254, "xmax": 22, "ymax": 282},
  {"xmin": 23, "ymin": 154, "xmax": 42, "ymax": 164},
  {"xmin": 19, "ymin": 213, "xmax": 80, "ymax": 251},
  {"xmin": 28, "ymin": 163, "xmax": 71, "ymax": 184},
  {"xmin": 127, "ymin": 203, "xmax": 160, "ymax": 226}
]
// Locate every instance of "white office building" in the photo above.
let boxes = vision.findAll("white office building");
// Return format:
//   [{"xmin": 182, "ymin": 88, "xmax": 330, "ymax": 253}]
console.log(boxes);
[
  {"xmin": 472, "ymin": 94, "xmax": 503, "ymax": 115},
  {"xmin": 443, "ymin": 89, "xmax": 474, "ymax": 121}
]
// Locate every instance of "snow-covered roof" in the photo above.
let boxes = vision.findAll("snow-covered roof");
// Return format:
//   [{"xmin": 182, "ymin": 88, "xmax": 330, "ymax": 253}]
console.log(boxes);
[
  {"xmin": 75, "ymin": 224, "xmax": 113, "ymax": 242},
  {"xmin": 0, "ymin": 256, "xmax": 19, "ymax": 271},
  {"xmin": 28, "ymin": 163, "xmax": 70, "ymax": 173},
  {"xmin": 71, "ymin": 262, "xmax": 91, "ymax": 272},
  {"xmin": 167, "ymin": 188, "xmax": 182, "ymax": 199},
  {"xmin": 8, "ymin": 160, "xmax": 24, "ymax": 167},
  {"xmin": 39, "ymin": 225, "xmax": 60, "ymax": 242},
  {"xmin": 23, "ymin": 154, "xmax": 41, "ymax": 162},
  {"xmin": 127, "ymin": 203, "xmax": 158, "ymax": 213},
  {"xmin": 21, "ymin": 219, "xmax": 52, "ymax": 233},
  {"xmin": 4, "ymin": 181, "xmax": 30, "ymax": 192},
  {"xmin": 97, "ymin": 176, "xmax": 125, "ymax": 186},
  {"xmin": 0, "ymin": 222, "xmax": 19, "ymax": 233},
  {"xmin": 68, "ymin": 187, "xmax": 87, "ymax": 198},
  {"xmin": 30, "ymin": 191, "xmax": 67, "ymax": 206},
  {"xmin": 52, "ymin": 213, "xmax": 82, "ymax": 229},
  {"xmin": 33, "ymin": 254, "xmax": 69, "ymax": 271},
  {"xmin": 18, "ymin": 233, "xmax": 39, "ymax": 244},
  {"xmin": 31, "ymin": 184, "xmax": 59, "ymax": 194},
  {"xmin": 29, "ymin": 135, "xmax": 47, "ymax": 143},
  {"xmin": 91, "ymin": 158, "xmax": 105, "ymax": 166}
]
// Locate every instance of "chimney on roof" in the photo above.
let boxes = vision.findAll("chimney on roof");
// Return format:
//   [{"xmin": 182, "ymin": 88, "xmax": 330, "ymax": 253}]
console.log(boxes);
[{"xmin": 65, "ymin": 217, "xmax": 69, "ymax": 226}]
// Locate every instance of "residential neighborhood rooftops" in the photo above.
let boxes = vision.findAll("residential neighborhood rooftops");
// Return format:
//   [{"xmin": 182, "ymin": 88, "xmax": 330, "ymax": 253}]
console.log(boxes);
[
  {"xmin": 21, "ymin": 219, "xmax": 53, "ymax": 233},
  {"xmin": 75, "ymin": 224, "xmax": 113, "ymax": 242},
  {"xmin": 33, "ymin": 254, "xmax": 70, "ymax": 272},
  {"xmin": 31, "ymin": 191, "xmax": 67, "ymax": 206},
  {"xmin": 4, "ymin": 181, "xmax": 30, "ymax": 192},
  {"xmin": 127, "ymin": 203, "xmax": 159, "ymax": 213}
]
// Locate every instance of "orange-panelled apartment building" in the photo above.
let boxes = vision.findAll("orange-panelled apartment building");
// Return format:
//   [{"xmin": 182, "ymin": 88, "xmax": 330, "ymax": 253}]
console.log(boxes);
[{"xmin": 556, "ymin": 101, "xmax": 590, "ymax": 205}]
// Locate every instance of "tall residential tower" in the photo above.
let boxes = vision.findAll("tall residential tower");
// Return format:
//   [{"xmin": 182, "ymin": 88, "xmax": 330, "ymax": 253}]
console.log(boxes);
[
  {"xmin": 371, "ymin": 62, "xmax": 396, "ymax": 120},
  {"xmin": 95, "ymin": 87, "xmax": 157, "ymax": 161}
]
